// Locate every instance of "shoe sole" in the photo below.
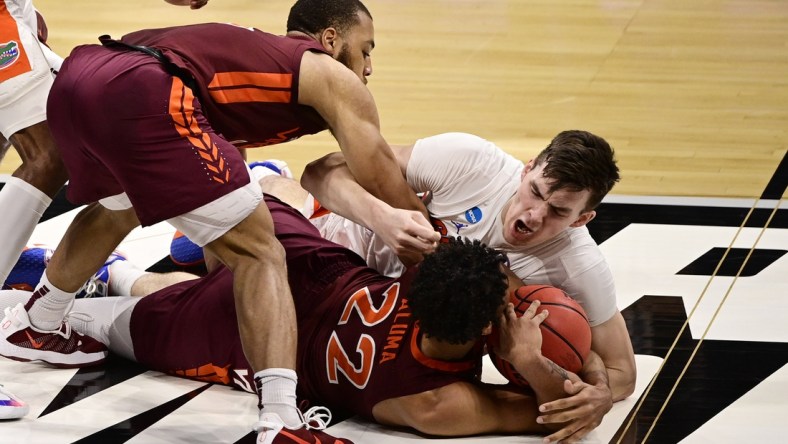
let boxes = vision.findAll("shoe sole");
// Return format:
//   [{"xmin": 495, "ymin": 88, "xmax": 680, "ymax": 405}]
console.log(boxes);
[{"xmin": 0, "ymin": 346, "xmax": 106, "ymax": 369}]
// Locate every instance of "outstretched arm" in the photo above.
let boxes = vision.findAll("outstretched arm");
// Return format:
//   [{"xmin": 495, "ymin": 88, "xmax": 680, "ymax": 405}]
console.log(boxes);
[
  {"xmin": 302, "ymin": 151, "xmax": 436, "ymax": 262},
  {"xmin": 298, "ymin": 51, "xmax": 432, "ymax": 221},
  {"xmin": 372, "ymin": 381, "xmax": 554, "ymax": 436}
]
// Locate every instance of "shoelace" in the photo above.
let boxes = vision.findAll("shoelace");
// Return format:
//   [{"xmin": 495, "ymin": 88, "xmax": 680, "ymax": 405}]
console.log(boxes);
[
  {"xmin": 64, "ymin": 311, "xmax": 96, "ymax": 337},
  {"xmin": 252, "ymin": 406, "xmax": 333, "ymax": 434},
  {"xmin": 301, "ymin": 406, "xmax": 332, "ymax": 430}
]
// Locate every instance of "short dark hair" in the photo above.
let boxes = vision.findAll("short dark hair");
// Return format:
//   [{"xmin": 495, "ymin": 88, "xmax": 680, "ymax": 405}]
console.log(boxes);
[
  {"xmin": 409, "ymin": 237, "xmax": 508, "ymax": 345},
  {"xmin": 533, "ymin": 130, "xmax": 620, "ymax": 211},
  {"xmin": 287, "ymin": 0, "xmax": 372, "ymax": 36}
]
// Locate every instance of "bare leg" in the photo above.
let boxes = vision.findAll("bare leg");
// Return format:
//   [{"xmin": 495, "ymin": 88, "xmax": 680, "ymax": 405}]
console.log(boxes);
[
  {"xmin": 259, "ymin": 175, "xmax": 309, "ymax": 210},
  {"xmin": 45, "ymin": 204, "xmax": 140, "ymax": 292},
  {"xmin": 25, "ymin": 204, "xmax": 140, "ymax": 331},
  {"xmin": 0, "ymin": 122, "xmax": 68, "ymax": 283},
  {"xmin": 9, "ymin": 121, "xmax": 68, "ymax": 197},
  {"xmin": 129, "ymin": 271, "xmax": 198, "ymax": 296},
  {"xmin": 203, "ymin": 202, "xmax": 295, "ymax": 372}
]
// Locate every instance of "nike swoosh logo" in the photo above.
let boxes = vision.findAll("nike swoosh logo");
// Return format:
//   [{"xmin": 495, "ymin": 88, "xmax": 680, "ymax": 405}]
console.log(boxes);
[{"xmin": 25, "ymin": 330, "xmax": 45, "ymax": 349}]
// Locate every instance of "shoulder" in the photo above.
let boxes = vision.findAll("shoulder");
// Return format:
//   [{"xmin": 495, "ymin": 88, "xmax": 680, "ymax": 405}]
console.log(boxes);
[{"xmin": 413, "ymin": 133, "xmax": 506, "ymax": 161}]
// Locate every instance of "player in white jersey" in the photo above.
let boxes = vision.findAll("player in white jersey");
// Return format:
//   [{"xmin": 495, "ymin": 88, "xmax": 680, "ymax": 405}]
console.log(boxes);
[
  {"xmin": 0, "ymin": 0, "xmax": 67, "ymax": 287},
  {"xmin": 300, "ymin": 131, "xmax": 636, "ymax": 412}
]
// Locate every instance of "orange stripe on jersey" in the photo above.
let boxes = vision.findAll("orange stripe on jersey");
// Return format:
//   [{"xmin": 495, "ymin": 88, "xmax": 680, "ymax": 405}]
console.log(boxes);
[
  {"xmin": 210, "ymin": 71, "xmax": 292, "ymax": 89},
  {"xmin": 0, "ymin": 4, "xmax": 33, "ymax": 82},
  {"xmin": 168, "ymin": 77, "xmax": 231, "ymax": 184},
  {"xmin": 207, "ymin": 72, "xmax": 292, "ymax": 104},
  {"xmin": 409, "ymin": 324, "xmax": 478, "ymax": 372}
]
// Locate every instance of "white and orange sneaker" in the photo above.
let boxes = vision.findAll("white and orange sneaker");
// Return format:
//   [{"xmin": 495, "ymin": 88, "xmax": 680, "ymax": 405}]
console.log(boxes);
[{"xmin": 0, "ymin": 303, "xmax": 107, "ymax": 368}]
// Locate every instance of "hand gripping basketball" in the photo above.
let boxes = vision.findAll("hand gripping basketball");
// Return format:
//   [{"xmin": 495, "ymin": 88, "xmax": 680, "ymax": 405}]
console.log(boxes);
[{"xmin": 487, "ymin": 285, "xmax": 592, "ymax": 387}]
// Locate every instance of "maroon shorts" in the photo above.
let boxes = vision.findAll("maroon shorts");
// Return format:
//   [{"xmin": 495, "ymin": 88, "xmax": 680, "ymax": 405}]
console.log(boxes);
[{"xmin": 47, "ymin": 44, "xmax": 249, "ymax": 226}]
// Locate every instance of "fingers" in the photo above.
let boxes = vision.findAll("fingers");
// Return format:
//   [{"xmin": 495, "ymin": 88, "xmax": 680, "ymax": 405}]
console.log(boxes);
[
  {"xmin": 543, "ymin": 424, "xmax": 591, "ymax": 444},
  {"xmin": 564, "ymin": 378, "xmax": 584, "ymax": 395},
  {"xmin": 523, "ymin": 300, "xmax": 548, "ymax": 323},
  {"xmin": 409, "ymin": 213, "xmax": 441, "ymax": 243}
]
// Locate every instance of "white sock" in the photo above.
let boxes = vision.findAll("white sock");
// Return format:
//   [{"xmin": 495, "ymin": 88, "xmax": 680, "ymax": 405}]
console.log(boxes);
[
  {"xmin": 255, "ymin": 368, "xmax": 301, "ymax": 428},
  {"xmin": 107, "ymin": 260, "xmax": 147, "ymax": 295},
  {"xmin": 0, "ymin": 177, "xmax": 52, "ymax": 282},
  {"xmin": 26, "ymin": 271, "xmax": 76, "ymax": 331}
]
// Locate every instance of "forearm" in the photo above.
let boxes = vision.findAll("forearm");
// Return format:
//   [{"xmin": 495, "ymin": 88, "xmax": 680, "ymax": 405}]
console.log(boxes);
[
  {"xmin": 606, "ymin": 362, "xmax": 636, "ymax": 401},
  {"xmin": 302, "ymin": 152, "xmax": 393, "ymax": 230},
  {"xmin": 342, "ymin": 140, "xmax": 427, "ymax": 218},
  {"xmin": 590, "ymin": 312, "xmax": 637, "ymax": 401},
  {"xmin": 579, "ymin": 351, "xmax": 610, "ymax": 393},
  {"xmin": 512, "ymin": 355, "xmax": 574, "ymax": 407}
]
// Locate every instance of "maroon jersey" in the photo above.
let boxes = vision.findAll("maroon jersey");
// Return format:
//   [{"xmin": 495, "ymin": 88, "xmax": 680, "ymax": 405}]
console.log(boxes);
[
  {"xmin": 122, "ymin": 23, "xmax": 329, "ymax": 148},
  {"xmin": 130, "ymin": 197, "xmax": 482, "ymax": 419}
]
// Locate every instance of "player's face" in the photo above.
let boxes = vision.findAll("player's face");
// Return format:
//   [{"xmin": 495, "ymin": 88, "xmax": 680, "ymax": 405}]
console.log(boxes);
[
  {"xmin": 501, "ymin": 160, "xmax": 596, "ymax": 247},
  {"xmin": 333, "ymin": 12, "xmax": 374, "ymax": 84}
]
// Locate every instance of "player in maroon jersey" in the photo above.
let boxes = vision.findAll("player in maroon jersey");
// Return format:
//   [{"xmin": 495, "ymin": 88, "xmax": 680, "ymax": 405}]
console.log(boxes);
[
  {"xmin": 0, "ymin": 194, "xmax": 610, "ymax": 442},
  {"xmin": 0, "ymin": 0, "xmax": 213, "ymax": 423},
  {"xmin": 0, "ymin": 1, "xmax": 439, "ymax": 442}
]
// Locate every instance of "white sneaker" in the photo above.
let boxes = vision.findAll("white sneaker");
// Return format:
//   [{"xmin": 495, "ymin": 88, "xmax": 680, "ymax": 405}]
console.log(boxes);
[{"xmin": 0, "ymin": 384, "xmax": 29, "ymax": 419}]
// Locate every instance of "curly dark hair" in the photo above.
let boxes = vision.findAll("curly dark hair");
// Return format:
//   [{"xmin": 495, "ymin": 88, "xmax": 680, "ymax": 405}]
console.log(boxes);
[
  {"xmin": 534, "ymin": 130, "xmax": 620, "ymax": 211},
  {"xmin": 409, "ymin": 237, "xmax": 508, "ymax": 345},
  {"xmin": 287, "ymin": 0, "xmax": 372, "ymax": 36}
]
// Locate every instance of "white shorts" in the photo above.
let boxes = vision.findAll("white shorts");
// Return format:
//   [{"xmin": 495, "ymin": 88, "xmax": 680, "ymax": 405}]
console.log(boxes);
[
  {"xmin": 0, "ymin": 0, "xmax": 61, "ymax": 138},
  {"xmin": 100, "ymin": 171, "xmax": 263, "ymax": 247}
]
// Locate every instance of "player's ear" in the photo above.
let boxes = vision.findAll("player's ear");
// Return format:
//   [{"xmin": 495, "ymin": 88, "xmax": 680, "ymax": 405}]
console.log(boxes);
[
  {"xmin": 570, "ymin": 210, "xmax": 596, "ymax": 227},
  {"xmin": 481, "ymin": 322, "xmax": 494, "ymax": 336},
  {"xmin": 521, "ymin": 160, "xmax": 535, "ymax": 179},
  {"xmin": 320, "ymin": 27, "xmax": 338, "ymax": 53}
]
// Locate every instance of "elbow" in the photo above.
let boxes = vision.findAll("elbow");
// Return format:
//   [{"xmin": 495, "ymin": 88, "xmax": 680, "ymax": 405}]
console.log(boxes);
[
  {"xmin": 300, "ymin": 159, "xmax": 321, "ymax": 193},
  {"xmin": 401, "ymin": 394, "xmax": 456, "ymax": 436},
  {"xmin": 301, "ymin": 152, "xmax": 345, "ymax": 194},
  {"xmin": 614, "ymin": 371, "xmax": 637, "ymax": 402}
]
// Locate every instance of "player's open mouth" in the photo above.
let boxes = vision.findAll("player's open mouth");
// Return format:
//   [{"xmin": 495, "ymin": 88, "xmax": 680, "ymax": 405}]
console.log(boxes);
[{"xmin": 515, "ymin": 220, "xmax": 532, "ymax": 234}]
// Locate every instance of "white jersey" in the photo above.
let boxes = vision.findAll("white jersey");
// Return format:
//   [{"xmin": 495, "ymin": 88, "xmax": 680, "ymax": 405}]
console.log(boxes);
[
  {"xmin": 313, "ymin": 133, "xmax": 617, "ymax": 326},
  {"xmin": 0, "ymin": 0, "xmax": 63, "ymax": 138}
]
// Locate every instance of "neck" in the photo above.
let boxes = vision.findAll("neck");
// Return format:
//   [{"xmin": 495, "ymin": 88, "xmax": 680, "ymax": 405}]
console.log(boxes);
[
  {"xmin": 286, "ymin": 30, "xmax": 319, "ymax": 42},
  {"xmin": 419, "ymin": 334, "xmax": 476, "ymax": 361}
]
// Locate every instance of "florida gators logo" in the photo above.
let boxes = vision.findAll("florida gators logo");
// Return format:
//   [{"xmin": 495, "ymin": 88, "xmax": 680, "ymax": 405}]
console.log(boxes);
[{"xmin": 0, "ymin": 41, "xmax": 20, "ymax": 70}]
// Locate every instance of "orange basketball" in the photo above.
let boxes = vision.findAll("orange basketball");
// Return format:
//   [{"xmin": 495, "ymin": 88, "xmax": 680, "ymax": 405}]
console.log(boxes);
[{"xmin": 487, "ymin": 285, "xmax": 592, "ymax": 387}]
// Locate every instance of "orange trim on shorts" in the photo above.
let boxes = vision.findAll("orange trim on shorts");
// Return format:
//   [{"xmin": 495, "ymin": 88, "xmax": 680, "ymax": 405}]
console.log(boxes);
[
  {"xmin": 172, "ymin": 363, "xmax": 232, "ymax": 385},
  {"xmin": 168, "ymin": 77, "xmax": 230, "ymax": 184},
  {"xmin": 0, "ymin": 4, "xmax": 33, "ymax": 82},
  {"xmin": 309, "ymin": 197, "xmax": 332, "ymax": 219},
  {"xmin": 207, "ymin": 72, "xmax": 292, "ymax": 104}
]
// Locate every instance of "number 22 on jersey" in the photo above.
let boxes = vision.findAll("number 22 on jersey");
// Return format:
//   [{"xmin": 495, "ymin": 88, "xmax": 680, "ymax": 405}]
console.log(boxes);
[{"xmin": 326, "ymin": 283, "xmax": 401, "ymax": 389}]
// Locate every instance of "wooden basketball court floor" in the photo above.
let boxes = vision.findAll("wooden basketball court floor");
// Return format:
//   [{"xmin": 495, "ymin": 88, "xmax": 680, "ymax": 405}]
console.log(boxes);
[{"xmin": 1, "ymin": 0, "xmax": 786, "ymax": 443}]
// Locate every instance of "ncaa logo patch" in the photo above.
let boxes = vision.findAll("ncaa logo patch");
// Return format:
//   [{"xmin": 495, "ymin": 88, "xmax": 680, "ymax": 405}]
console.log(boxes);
[
  {"xmin": 464, "ymin": 207, "xmax": 483, "ymax": 224},
  {"xmin": 0, "ymin": 41, "xmax": 20, "ymax": 70}
]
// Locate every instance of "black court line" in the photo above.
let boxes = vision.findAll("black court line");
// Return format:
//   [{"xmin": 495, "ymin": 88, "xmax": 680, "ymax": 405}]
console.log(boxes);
[{"xmin": 761, "ymin": 149, "xmax": 788, "ymax": 200}]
